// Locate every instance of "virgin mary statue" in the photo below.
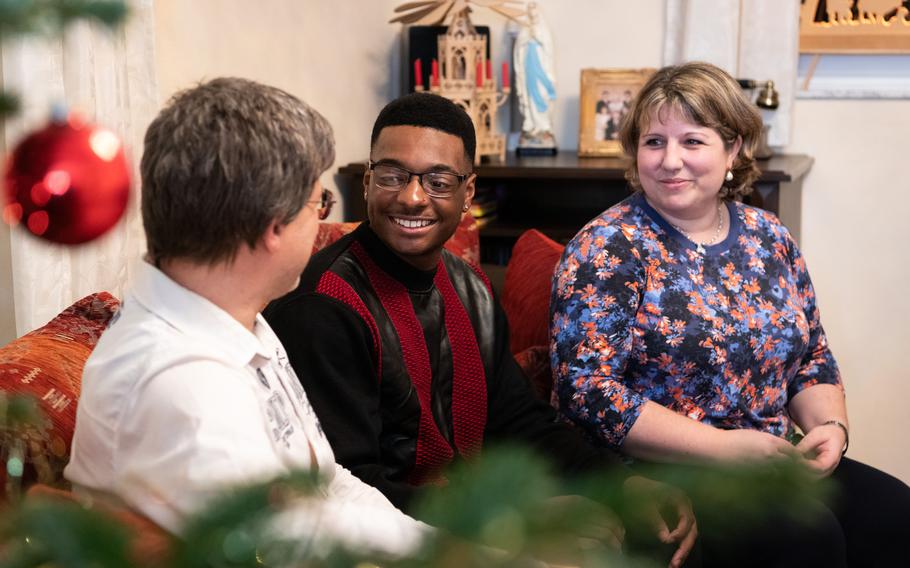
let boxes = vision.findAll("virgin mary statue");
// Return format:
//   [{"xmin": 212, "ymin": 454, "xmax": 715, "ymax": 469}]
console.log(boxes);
[{"xmin": 514, "ymin": 2, "xmax": 556, "ymax": 152}]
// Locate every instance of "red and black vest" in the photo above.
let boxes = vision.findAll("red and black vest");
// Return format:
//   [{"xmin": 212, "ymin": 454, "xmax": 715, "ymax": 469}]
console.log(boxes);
[{"xmin": 311, "ymin": 225, "xmax": 496, "ymax": 484}]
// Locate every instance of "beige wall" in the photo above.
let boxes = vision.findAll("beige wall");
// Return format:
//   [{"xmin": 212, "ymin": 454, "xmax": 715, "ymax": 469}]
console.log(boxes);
[
  {"xmin": 786, "ymin": 99, "xmax": 910, "ymax": 482},
  {"xmin": 154, "ymin": 0, "xmax": 666, "ymax": 178},
  {"xmin": 155, "ymin": 0, "xmax": 404, "ymax": 181}
]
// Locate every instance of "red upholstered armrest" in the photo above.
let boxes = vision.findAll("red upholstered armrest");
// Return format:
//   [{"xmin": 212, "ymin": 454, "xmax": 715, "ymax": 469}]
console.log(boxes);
[{"xmin": 24, "ymin": 484, "xmax": 171, "ymax": 566}]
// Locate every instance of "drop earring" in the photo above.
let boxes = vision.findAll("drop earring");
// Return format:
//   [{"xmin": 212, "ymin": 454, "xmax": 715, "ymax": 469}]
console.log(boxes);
[{"xmin": 725, "ymin": 170, "xmax": 734, "ymax": 182}]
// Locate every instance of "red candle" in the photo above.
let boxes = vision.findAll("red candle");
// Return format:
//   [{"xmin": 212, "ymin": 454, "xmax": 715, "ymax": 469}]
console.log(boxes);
[
  {"xmin": 486, "ymin": 60, "xmax": 493, "ymax": 82},
  {"xmin": 502, "ymin": 62, "xmax": 510, "ymax": 89},
  {"xmin": 414, "ymin": 59, "xmax": 423, "ymax": 89},
  {"xmin": 476, "ymin": 61, "xmax": 484, "ymax": 87},
  {"xmin": 431, "ymin": 59, "xmax": 439, "ymax": 87}
]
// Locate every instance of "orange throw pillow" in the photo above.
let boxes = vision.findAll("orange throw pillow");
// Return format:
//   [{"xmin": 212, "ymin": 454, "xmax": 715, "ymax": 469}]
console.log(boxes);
[{"xmin": 0, "ymin": 292, "xmax": 120, "ymax": 500}]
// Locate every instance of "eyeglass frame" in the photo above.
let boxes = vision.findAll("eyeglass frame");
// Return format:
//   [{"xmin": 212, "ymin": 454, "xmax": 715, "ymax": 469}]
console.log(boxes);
[
  {"xmin": 367, "ymin": 160, "xmax": 472, "ymax": 199},
  {"xmin": 305, "ymin": 187, "xmax": 335, "ymax": 220}
]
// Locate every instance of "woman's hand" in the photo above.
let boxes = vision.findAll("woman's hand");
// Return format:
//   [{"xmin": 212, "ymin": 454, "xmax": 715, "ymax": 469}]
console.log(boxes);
[
  {"xmin": 788, "ymin": 384, "xmax": 848, "ymax": 478},
  {"xmin": 716, "ymin": 428, "xmax": 800, "ymax": 464},
  {"xmin": 796, "ymin": 423, "xmax": 846, "ymax": 478}
]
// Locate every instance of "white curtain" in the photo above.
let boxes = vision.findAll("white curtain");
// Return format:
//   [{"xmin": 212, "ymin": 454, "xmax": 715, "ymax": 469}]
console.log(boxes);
[
  {"xmin": 663, "ymin": 0, "xmax": 800, "ymax": 146},
  {"xmin": 1, "ymin": 0, "xmax": 158, "ymax": 335}
]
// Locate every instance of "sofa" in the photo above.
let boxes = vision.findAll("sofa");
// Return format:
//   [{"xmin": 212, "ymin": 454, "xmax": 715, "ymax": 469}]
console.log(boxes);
[{"xmin": 0, "ymin": 217, "xmax": 565, "ymax": 560}]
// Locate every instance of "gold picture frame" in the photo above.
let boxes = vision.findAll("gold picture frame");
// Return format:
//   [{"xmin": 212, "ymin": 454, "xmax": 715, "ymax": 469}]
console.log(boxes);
[{"xmin": 578, "ymin": 68, "xmax": 655, "ymax": 158}]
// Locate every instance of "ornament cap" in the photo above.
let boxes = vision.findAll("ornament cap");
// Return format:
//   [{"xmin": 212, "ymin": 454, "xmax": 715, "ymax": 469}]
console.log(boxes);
[{"xmin": 50, "ymin": 103, "xmax": 69, "ymax": 124}]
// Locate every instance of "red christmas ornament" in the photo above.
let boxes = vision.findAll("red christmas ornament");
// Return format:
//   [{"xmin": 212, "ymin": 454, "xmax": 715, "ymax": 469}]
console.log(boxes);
[{"xmin": 3, "ymin": 116, "xmax": 130, "ymax": 245}]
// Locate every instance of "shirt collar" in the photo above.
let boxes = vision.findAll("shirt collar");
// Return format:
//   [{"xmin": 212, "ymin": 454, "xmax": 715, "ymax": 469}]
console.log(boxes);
[{"xmin": 129, "ymin": 260, "xmax": 271, "ymax": 367}]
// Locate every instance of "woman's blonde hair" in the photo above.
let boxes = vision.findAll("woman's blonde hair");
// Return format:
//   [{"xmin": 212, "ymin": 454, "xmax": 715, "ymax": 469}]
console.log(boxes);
[{"xmin": 618, "ymin": 62, "xmax": 763, "ymax": 199}]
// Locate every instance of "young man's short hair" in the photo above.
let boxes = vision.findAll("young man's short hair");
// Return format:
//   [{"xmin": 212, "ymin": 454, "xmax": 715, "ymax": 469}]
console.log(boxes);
[
  {"xmin": 141, "ymin": 77, "xmax": 334, "ymax": 265},
  {"xmin": 369, "ymin": 92, "xmax": 476, "ymax": 165}
]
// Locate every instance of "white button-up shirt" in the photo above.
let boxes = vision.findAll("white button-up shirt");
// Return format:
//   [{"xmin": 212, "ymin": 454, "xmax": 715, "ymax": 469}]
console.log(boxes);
[{"xmin": 65, "ymin": 261, "xmax": 429, "ymax": 557}]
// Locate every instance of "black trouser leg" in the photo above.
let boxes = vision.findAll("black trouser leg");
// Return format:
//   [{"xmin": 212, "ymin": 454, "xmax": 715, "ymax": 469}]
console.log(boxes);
[{"xmin": 828, "ymin": 457, "xmax": 910, "ymax": 567}]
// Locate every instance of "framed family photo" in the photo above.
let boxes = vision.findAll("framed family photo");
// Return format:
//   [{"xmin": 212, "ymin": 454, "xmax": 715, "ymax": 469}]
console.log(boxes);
[{"xmin": 578, "ymin": 68, "xmax": 654, "ymax": 158}]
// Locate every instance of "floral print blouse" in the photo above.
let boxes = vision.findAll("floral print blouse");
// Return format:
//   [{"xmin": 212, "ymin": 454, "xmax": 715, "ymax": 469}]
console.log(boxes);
[{"xmin": 550, "ymin": 193, "xmax": 842, "ymax": 449}]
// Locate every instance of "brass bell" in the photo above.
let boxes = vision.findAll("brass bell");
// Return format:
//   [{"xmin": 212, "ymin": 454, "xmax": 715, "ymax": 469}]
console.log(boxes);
[{"xmin": 755, "ymin": 80, "xmax": 779, "ymax": 110}]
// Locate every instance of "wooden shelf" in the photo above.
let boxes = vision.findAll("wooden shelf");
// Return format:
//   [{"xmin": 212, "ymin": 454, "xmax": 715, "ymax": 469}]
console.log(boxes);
[
  {"xmin": 338, "ymin": 151, "xmax": 812, "ymax": 184},
  {"xmin": 336, "ymin": 152, "xmax": 814, "ymax": 264}
]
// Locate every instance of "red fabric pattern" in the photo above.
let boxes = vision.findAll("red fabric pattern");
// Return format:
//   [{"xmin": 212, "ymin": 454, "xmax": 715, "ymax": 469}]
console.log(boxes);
[
  {"xmin": 315, "ymin": 271, "xmax": 383, "ymax": 379},
  {"xmin": 312, "ymin": 222, "xmax": 360, "ymax": 254},
  {"xmin": 513, "ymin": 345, "xmax": 553, "ymax": 402},
  {"xmin": 433, "ymin": 263, "xmax": 486, "ymax": 460},
  {"xmin": 501, "ymin": 229, "xmax": 565, "ymax": 355},
  {"xmin": 0, "ymin": 292, "xmax": 120, "ymax": 501},
  {"xmin": 445, "ymin": 214, "xmax": 481, "ymax": 265}
]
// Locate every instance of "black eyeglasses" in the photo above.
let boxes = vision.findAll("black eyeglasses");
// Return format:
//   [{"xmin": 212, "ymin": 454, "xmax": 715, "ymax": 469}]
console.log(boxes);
[
  {"xmin": 368, "ymin": 161, "xmax": 469, "ymax": 199},
  {"xmin": 307, "ymin": 188, "xmax": 335, "ymax": 220}
]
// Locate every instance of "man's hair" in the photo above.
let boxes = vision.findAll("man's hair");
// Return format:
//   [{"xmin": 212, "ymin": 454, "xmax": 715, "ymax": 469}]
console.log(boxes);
[
  {"xmin": 369, "ymin": 92, "xmax": 476, "ymax": 165},
  {"xmin": 618, "ymin": 62, "xmax": 762, "ymax": 199},
  {"xmin": 141, "ymin": 77, "xmax": 334, "ymax": 265}
]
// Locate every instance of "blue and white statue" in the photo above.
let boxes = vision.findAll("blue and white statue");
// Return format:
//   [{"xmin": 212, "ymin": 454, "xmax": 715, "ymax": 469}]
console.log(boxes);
[{"xmin": 514, "ymin": 2, "xmax": 557, "ymax": 152}]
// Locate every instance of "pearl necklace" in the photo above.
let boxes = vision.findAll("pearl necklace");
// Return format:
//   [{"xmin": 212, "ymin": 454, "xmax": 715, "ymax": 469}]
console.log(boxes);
[{"xmin": 673, "ymin": 202, "xmax": 724, "ymax": 255}]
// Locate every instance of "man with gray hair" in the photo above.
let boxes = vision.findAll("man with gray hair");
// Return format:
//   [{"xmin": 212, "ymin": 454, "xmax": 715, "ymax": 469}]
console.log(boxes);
[{"xmin": 65, "ymin": 77, "xmax": 429, "ymax": 557}]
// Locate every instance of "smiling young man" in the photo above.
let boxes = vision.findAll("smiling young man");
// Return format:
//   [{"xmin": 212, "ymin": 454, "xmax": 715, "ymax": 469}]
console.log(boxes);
[{"xmin": 265, "ymin": 93, "xmax": 698, "ymax": 567}]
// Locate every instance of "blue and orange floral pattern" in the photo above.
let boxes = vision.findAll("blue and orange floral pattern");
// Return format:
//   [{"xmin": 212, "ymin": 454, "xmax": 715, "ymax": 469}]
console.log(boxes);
[{"xmin": 550, "ymin": 193, "xmax": 841, "ymax": 449}]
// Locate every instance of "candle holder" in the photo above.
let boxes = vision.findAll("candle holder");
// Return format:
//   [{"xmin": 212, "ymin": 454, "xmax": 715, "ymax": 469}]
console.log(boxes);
[{"xmin": 412, "ymin": 9, "xmax": 510, "ymax": 164}]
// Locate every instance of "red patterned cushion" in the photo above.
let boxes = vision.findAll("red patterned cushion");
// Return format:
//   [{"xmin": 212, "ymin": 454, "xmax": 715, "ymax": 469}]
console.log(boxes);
[
  {"xmin": 0, "ymin": 292, "xmax": 120, "ymax": 500},
  {"xmin": 26, "ymin": 484, "xmax": 171, "ymax": 566},
  {"xmin": 312, "ymin": 222, "xmax": 360, "ymax": 254},
  {"xmin": 501, "ymin": 230, "xmax": 565, "ymax": 355},
  {"xmin": 445, "ymin": 214, "xmax": 480, "ymax": 265},
  {"xmin": 513, "ymin": 345, "xmax": 552, "ymax": 402},
  {"xmin": 313, "ymin": 215, "xmax": 480, "ymax": 265}
]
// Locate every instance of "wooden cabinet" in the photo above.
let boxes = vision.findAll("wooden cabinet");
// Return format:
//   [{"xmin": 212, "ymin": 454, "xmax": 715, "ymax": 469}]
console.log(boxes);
[{"xmin": 336, "ymin": 152, "xmax": 813, "ymax": 264}]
